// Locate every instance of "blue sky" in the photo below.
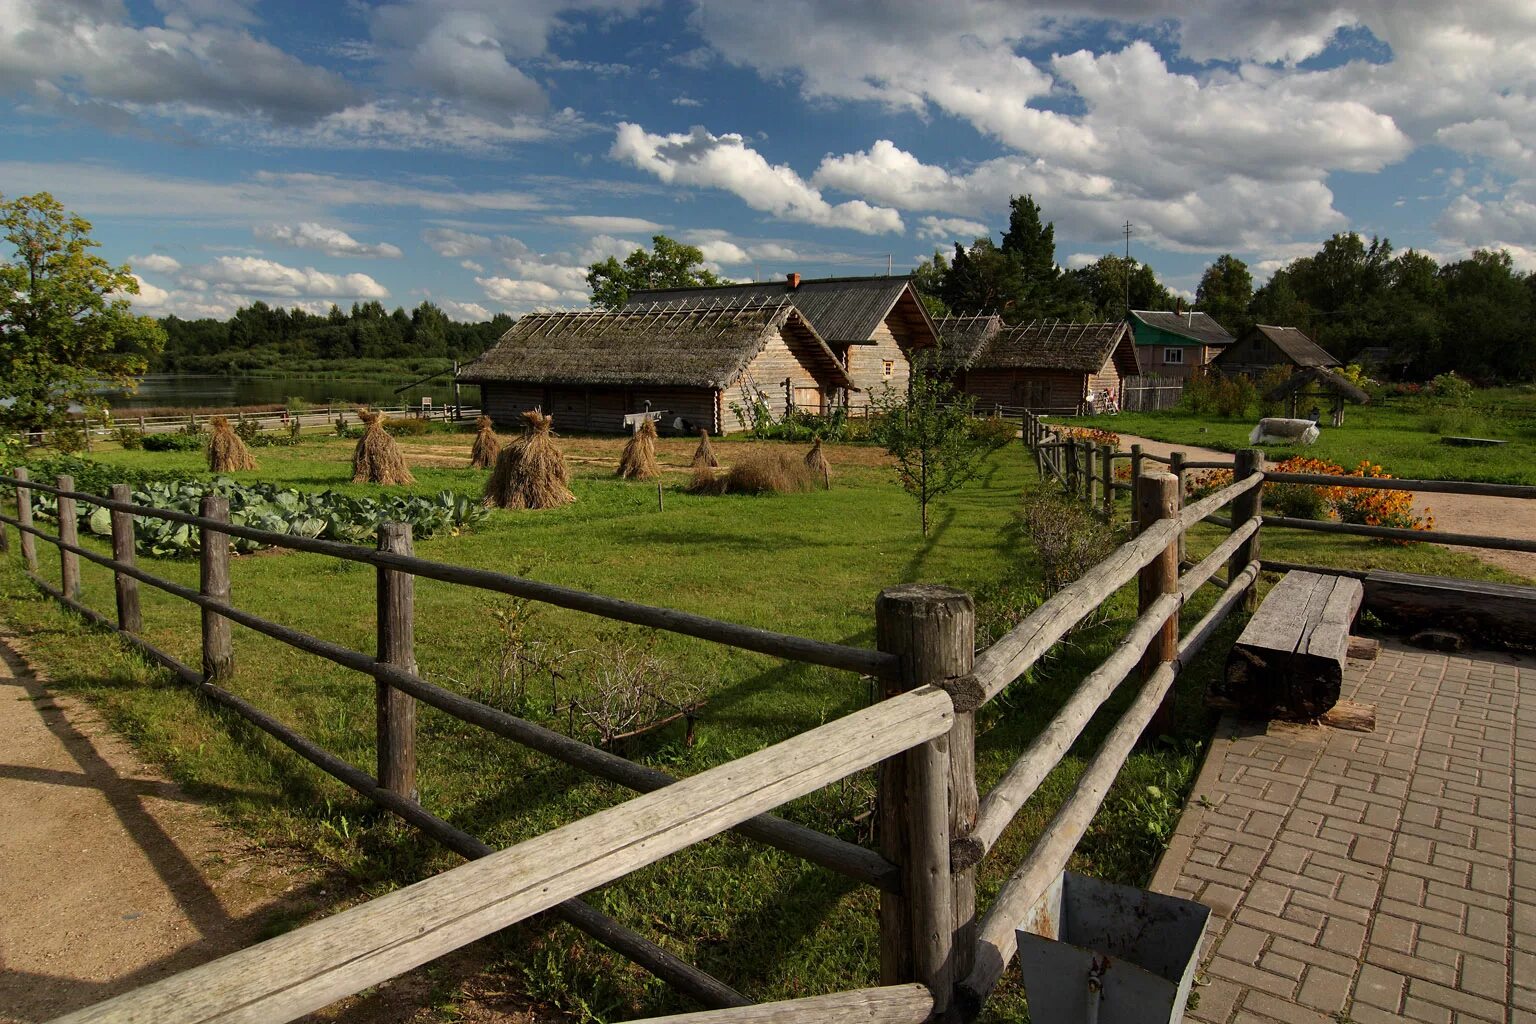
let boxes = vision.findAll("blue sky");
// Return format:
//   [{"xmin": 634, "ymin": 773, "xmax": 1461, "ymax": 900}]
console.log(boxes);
[{"xmin": 2, "ymin": 1, "xmax": 1532, "ymax": 321}]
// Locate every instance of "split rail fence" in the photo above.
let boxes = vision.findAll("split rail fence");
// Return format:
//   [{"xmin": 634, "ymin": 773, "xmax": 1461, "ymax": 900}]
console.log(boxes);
[
  {"xmin": 0, "ymin": 454, "xmax": 1267, "ymax": 1023},
  {"xmin": 27, "ymin": 402, "xmax": 482, "ymax": 449}
]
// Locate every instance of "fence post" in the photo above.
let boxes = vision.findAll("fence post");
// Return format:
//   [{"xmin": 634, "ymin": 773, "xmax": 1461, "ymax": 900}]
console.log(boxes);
[
  {"xmin": 1230, "ymin": 448, "xmax": 1263, "ymax": 610},
  {"xmin": 1169, "ymin": 451, "xmax": 1188, "ymax": 565},
  {"xmin": 376, "ymin": 522, "xmax": 418, "ymax": 801},
  {"xmin": 1136, "ymin": 472, "xmax": 1180, "ymax": 736},
  {"xmin": 15, "ymin": 469, "xmax": 36, "ymax": 571},
  {"xmin": 109, "ymin": 484, "xmax": 142, "ymax": 633},
  {"xmin": 1099, "ymin": 443, "xmax": 1114, "ymax": 519},
  {"xmin": 56, "ymin": 475, "xmax": 81, "ymax": 601},
  {"xmin": 1083, "ymin": 442, "xmax": 1097, "ymax": 509},
  {"xmin": 1065, "ymin": 439, "xmax": 1078, "ymax": 496},
  {"xmin": 876, "ymin": 584, "xmax": 974, "ymax": 1016},
  {"xmin": 199, "ymin": 495, "xmax": 233, "ymax": 682}
]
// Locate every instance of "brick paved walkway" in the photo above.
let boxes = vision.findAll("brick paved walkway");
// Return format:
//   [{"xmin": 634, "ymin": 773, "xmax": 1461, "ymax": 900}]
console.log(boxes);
[{"xmin": 1150, "ymin": 640, "xmax": 1534, "ymax": 1023}]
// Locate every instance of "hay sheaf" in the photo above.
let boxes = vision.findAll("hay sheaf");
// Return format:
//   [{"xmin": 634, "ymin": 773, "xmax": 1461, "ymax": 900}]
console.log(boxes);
[
  {"xmin": 352, "ymin": 409, "xmax": 416, "ymax": 486},
  {"xmin": 688, "ymin": 449, "xmax": 816, "ymax": 496},
  {"xmin": 617, "ymin": 417, "xmax": 661, "ymax": 480},
  {"xmin": 691, "ymin": 428, "xmax": 719, "ymax": 469},
  {"xmin": 206, "ymin": 416, "xmax": 258, "ymax": 472},
  {"xmin": 469, "ymin": 415, "xmax": 501, "ymax": 469},
  {"xmin": 484, "ymin": 410, "xmax": 575, "ymax": 510},
  {"xmin": 804, "ymin": 437, "xmax": 830, "ymax": 489}
]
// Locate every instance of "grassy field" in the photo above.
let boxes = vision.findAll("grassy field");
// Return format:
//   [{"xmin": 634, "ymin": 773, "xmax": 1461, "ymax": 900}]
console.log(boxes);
[
  {"xmin": 0, "ymin": 430, "xmax": 1514, "ymax": 1021},
  {"xmin": 1066, "ymin": 391, "xmax": 1536, "ymax": 484}
]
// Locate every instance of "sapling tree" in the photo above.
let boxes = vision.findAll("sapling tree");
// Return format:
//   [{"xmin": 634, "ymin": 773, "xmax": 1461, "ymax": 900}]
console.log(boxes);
[{"xmin": 872, "ymin": 358, "xmax": 992, "ymax": 535}]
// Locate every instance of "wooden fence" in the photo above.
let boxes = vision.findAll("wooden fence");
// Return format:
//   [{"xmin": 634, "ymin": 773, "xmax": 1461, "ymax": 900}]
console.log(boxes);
[
  {"xmin": 1118, "ymin": 375, "xmax": 1184, "ymax": 412},
  {"xmin": 0, "ymin": 453, "xmax": 1267, "ymax": 1023},
  {"xmin": 27, "ymin": 403, "xmax": 482, "ymax": 449}
]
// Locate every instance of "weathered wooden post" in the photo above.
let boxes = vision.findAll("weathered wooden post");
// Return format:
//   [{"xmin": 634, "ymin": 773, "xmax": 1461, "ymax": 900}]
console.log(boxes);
[
  {"xmin": 56, "ymin": 474, "xmax": 81, "ymax": 601},
  {"xmin": 109, "ymin": 484, "xmax": 142, "ymax": 633},
  {"xmin": 876, "ymin": 584, "xmax": 974, "ymax": 1017},
  {"xmin": 1229, "ymin": 448, "xmax": 1263, "ymax": 610},
  {"xmin": 1065, "ymin": 439, "xmax": 1078, "ymax": 497},
  {"xmin": 1137, "ymin": 472, "xmax": 1180, "ymax": 735},
  {"xmin": 1099, "ymin": 443, "xmax": 1114, "ymax": 519},
  {"xmin": 1128, "ymin": 444, "xmax": 1144, "ymax": 531},
  {"xmin": 15, "ymin": 469, "xmax": 36, "ymax": 571},
  {"xmin": 199, "ymin": 495, "xmax": 233, "ymax": 682},
  {"xmin": 1084, "ymin": 443, "xmax": 1097, "ymax": 509},
  {"xmin": 376, "ymin": 522, "xmax": 418, "ymax": 801},
  {"xmin": 1169, "ymin": 451, "xmax": 1188, "ymax": 564}
]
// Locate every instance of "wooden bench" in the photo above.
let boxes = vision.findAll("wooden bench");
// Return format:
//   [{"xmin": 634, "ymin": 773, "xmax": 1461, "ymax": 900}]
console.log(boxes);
[
  {"xmin": 1211, "ymin": 570, "xmax": 1363, "ymax": 719},
  {"xmin": 1364, "ymin": 570, "xmax": 1536, "ymax": 651}
]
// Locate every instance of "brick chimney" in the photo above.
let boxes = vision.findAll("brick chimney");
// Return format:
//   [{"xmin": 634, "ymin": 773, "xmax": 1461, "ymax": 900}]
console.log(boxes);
[{"xmin": 786, "ymin": 272, "xmax": 800, "ymax": 290}]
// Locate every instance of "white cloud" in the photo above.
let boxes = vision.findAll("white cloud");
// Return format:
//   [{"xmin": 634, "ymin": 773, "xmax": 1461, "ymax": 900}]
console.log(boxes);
[
  {"xmin": 132, "ymin": 253, "xmax": 182, "ymax": 274},
  {"xmin": 917, "ymin": 216, "xmax": 991, "ymax": 242},
  {"xmin": 546, "ymin": 215, "xmax": 666, "ymax": 233},
  {"xmin": 186, "ymin": 256, "xmax": 390, "ymax": 299},
  {"xmin": 611, "ymin": 123, "xmax": 904, "ymax": 234},
  {"xmin": 672, "ymin": 95, "xmax": 703, "ymax": 107},
  {"xmin": 255, "ymin": 222, "xmax": 403, "ymax": 259},
  {"xmin": 1065, "ymin": 252, "xmax": 1098, "ymax": 270},
  {"xmin": 441, "ymin": 299, "xmax": 493, "ymax": 322},
  {"xmin": 460, "ymin": 259, "xmax": 485, "ymax": 272},
  {"xmin": 477, "ymin": 275, "xmax": 583, "ymax": 307}
]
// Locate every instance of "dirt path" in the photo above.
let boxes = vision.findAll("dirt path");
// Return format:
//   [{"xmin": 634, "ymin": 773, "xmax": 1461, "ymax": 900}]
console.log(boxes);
[{"xmin": 1114, "ymin": 433, "xmax": 1536, "ymax": 581}]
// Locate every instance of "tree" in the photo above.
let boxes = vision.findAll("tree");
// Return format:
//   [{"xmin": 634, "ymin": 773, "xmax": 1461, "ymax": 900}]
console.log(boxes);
[
  {"xmin": 1196, "ymin": 254, "xmax": 1253, "ymax": 335},
  {"xmin": 871, "ymin": 359, "xmax": 991, "ymax": 535},
  {"xmin": 999, "ymin": 194, "xmax": 1062, "ymax": 315},
  {"xmin": 1063, "ymin": 255, "xmax": 1174, "ymax": 319},
  {"xmin": 586, "ymin": 235, "xmax": 722, "ymax": 307},
  {"xmin": 0, "ymin": 192, "xmax": 165, "ymax": 431}
]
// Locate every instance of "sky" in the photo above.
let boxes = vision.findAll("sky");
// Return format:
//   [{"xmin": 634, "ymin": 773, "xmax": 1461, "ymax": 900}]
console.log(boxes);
[{"xmin": 2, "ymin": 0, "xmax": 1533, "ymax": 322}]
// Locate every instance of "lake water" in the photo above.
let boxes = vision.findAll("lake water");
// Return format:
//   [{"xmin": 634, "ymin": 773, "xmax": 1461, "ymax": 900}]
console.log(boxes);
[{"xmin": 96, "ymin": 374, "xmax": 480, "ymax": 412}]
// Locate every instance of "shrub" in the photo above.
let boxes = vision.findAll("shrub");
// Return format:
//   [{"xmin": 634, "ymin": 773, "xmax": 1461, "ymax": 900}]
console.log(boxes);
[
  {"xmin": 1059, "ymin": 426, "xmax": 1120, "ymax": 448},
  {"xmin": 1214, "ymin": 374, "xmax": 1256, "ymax": 418},
  {"xmin": 1256, "ymin": 366, "xmax": 1292, "ymax": 417},
  {"xmin": 1429, "ymin": 371, "xmax": 1474, "ymax": 406},
  {"xmin": 142, "ymin": 432, "xmax": 206, "ymax": 452},
  {"xmin": 1179, "ymin": 370, "xmax": 1222, "ymax": 414},
  {"xmin": 233, "ymin": 416, "xmax": 262, "ymax": 443},
  {"xmin": 382, "ymin": 416, "xmax": 432, "ymax": 437},
  {"xmin": 1016, "ymin": 490, "xmax": 1115, "ymax": 595},
  {"xmin": 1266, "ymin": 481, "xmax": 1330, "ymax": 520},
  {"xmin": 284, "ymin": 396, "xmax": 312, "ymax": 413},
  {"xmin": 969, "ymin": 415, "xmax": 1019, "ymax": 450},
  {"xmin": 50, "ymin": 423, "xmax": 87, "ymax": 453},
  {"xmin": 111, "ymin": 425, "xmax": 145, "ymax": 450}
]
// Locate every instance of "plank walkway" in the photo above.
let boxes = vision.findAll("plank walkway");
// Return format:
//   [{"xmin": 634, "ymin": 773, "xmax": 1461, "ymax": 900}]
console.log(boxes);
[{"xmin": 1151, "ymin": 639, "xmax": 1534, "ymax": 1023}]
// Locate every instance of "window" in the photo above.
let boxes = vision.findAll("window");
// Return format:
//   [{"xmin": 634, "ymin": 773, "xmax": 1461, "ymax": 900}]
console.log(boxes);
[
  {"xmin": 882, "ymin": 359, "xmax": 895, "ymax": 379},
  {"xmin": 1163, "ymin": 347, "xmax": 1184, "ymax": 365}
]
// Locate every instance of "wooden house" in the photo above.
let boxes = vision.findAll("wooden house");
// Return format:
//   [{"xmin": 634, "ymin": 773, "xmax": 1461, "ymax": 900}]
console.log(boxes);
[
  {"xmin": 628, "ymin": 274, "xmax": 937, "ymax": 398},
  {"xmin": 1128, "ymin": 309, "xmax": 1235, "ymax": 379},
  {"xmin": 458, "ymin": 299, "xmax": 854, "ymax": 435},
  {"xmin": 934, "ymin": 315, "xmax": 1139, "ymax": 413},
  {"xmin": 1212, "ymin": 325, "xmax": 1341, "ymax": 378}
]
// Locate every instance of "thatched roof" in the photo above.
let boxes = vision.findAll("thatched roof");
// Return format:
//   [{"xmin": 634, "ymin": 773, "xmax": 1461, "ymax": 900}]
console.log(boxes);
[
  {"xmin": 931, "ymin": 314, "xmax": 1002, "ymax": 371},
  {"xmin": 628, "ymin": 274, "xmax": 936, "ymax": 347},
  {"xmin": 1263, "ymin": 365, "xmax": 1370, "ymax": 404},
  {"xmin": 1249, "ymin": 325, "xmax": 1340, "ymax": 368},
  {"xmin": 458, "ymin": 298, "xmax": 854, "ymax": 391},
  {"xmin": 940, "ymin": 319, "xmax": 1138, "ymax": 376},
  {"xmin": 1130, "ymin": 309, "xmax": 1235, "ymax": 346}
]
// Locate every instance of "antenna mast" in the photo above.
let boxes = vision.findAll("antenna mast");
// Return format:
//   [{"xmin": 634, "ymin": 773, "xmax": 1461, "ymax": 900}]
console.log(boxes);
[{"xmin": 1122, "ymin": 221, "xmax": 1133, "ymax": 315}]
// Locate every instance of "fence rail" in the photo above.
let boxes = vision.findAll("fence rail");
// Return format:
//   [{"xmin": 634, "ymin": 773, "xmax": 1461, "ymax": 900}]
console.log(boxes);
[
  {"xmin": 0, "ymin": 433, "xmax": 1272, "ymax": 1022},
  {"xmin": 26, "ymin": 403, "xmax": 482, "ymax": 448}
]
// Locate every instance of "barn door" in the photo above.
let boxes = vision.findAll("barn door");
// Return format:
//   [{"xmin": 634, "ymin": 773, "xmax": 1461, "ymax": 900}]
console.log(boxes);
[{"xmin": 793, "ymin": 386, "xmax": 824, "ymax": 414}]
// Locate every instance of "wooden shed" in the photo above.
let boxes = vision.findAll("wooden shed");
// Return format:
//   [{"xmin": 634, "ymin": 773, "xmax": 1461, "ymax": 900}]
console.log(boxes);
[
  {"xmin": 1264, "ymin": 365, "xmax": 1370, "ymax": 426},
  {"xmin": 458, "ymin": 299, "xmax": 854, "ymax": 435},
  {"xmin": 629, "ymin": 274, "xmax": 937, "ymax": 398},
  {"xmin": 1128, "ymin": 309, "xmax": 1235, "ymax": 379},
  {"xmin": 934, "ymin": 316, "xmax": 1139, "ymax": 414},
  {"xmin": 1212, "ymin": 324, "xmax": 1341, "ymax": 378}
]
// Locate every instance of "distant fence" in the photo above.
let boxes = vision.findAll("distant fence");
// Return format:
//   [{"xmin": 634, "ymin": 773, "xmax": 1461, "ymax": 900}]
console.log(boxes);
[
  {"xmin": 1119, "ymin": 375, "xmax": 1184, "ymax": 412},
  {"xmin": 1, "ymin": 432, "xmax": 1262, "ymax": 1021},
  {"xmin": 25, "ymin": 404, "xmax": 482, "ymax": 449}
]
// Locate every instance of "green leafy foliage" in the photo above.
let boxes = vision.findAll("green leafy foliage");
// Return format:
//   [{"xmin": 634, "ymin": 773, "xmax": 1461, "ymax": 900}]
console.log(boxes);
[
  {"xmin": 0, "ymin": 192, "xmax": 166, "ymax": 431},
  {"xmin": 142, "ymin": 432, "xmax": 206, "ymax": 452},
  {"xmin": 586, "ymin": 234, "xmax": 722, "ymax": 308},
  {"xmin": 870, "ymin": 365, "xmax": 992, "ymax": 534}
]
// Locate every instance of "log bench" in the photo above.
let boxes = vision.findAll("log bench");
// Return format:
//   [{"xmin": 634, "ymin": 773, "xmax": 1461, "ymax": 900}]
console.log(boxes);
[
  {"xmin": 1364, "ymin": 571, "xmax": 1536, "ymax": 651},
  {"xmin": 1211, "ymin": 570, "xmax": 1363, "ymax": 719}
]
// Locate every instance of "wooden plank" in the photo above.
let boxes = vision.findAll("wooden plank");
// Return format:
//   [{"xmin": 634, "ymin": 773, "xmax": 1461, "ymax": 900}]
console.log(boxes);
[
  {"xmin": 1364, "ymin": 570, "xmax": 1536, "ymax": 650},
  {"xmin": 375, "ymin": 523, "xmax": 417, "ymax": 800},
  {"xmin": 1347, "ymin": 636, "xmax": 1381, "ymax": 661},
  {"xmin": 1217, "ymin": 571, "xmax": 1360, "ymax": 718},
  {"xmin": 1229, "ymin": 449, "xmax": 1264, "ymax": 611},
  {"xmin": 618, "ymin": 985, "xmax": 932, "ymax": 1024},
  {"xmin": 56, "ymin": 474, "xmax": 81, "ymax": 601},
  {"xmin": 199, "ymin": 495, "xmax": 233, "ymax": 682},
  {"xmin": 1265, "ymin": 514, "xmax": 1536, "ymax": 553},
  {"xmin": 52, "ymin": 687, "xmax": 952, "ymax": 1024},
  {"xmin": 15, "ymin": 468, "xmax": 37, "ymax": 571},
  {"xmin": 109, "ymin": 484, "xmax": 142, "ymax": 633}
]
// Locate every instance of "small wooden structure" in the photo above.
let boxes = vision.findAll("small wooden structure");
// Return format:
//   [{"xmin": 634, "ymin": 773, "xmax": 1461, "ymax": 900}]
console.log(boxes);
[
  {"xmin": 1212, "ymin": 324, "xmax": 1340, "ymax": 378},
  {"xmin": 459, "ymin": 298, "xmax": 855, "ymax": 435},
  {"xmin": 1262, "ymin": 365, "xmax": 1370, "ymax": 426},
  {"xmin": 1213, "ymin": 570, "xmax": 1362, "ymax": 718},
  {"xmin": 933, "ymin": 315, "xmax": 1139, "ymax": 414},
  {"xmin": 1127, "ymin": 308, "xmax": 1235, "ymax": 380}
]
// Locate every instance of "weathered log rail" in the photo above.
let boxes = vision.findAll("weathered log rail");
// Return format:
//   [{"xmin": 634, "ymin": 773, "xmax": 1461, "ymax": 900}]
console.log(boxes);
[{"xmin": 0, "ymin": 450, "xmax": 1269, "ymax": 1022}]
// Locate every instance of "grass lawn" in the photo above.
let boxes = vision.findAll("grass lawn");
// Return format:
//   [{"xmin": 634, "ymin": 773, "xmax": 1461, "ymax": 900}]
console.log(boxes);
[
  {"xmin": 1065, "ymin": 391, "xmax": 1536, "ymax": 484},
  {"xmin": 0, "ymin": 429, "xmax": 1514, "ymax": 1021}
]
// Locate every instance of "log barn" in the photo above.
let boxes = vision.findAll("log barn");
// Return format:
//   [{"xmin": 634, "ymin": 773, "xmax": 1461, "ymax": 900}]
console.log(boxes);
[
  {"xmin": 458, "ymin": 299, "xmax": 855, "ymax": 435},
  {"xmin": 934, "ymin": 315, "xmax": 1139, "ymax": 414},
  {"xmin": 1211, "ymin": 324, "xmax": 1342, "ymax": 378},
  {"xmin": 628, "ymin": 274, "xmax": 937, "ymax": 400}
]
